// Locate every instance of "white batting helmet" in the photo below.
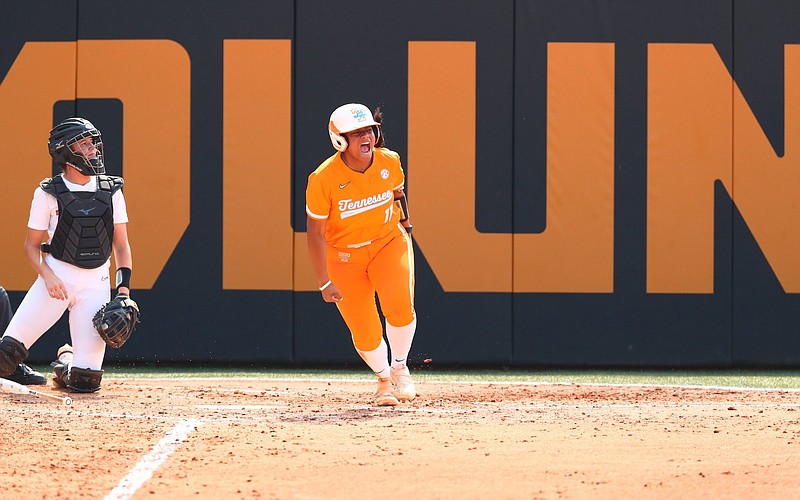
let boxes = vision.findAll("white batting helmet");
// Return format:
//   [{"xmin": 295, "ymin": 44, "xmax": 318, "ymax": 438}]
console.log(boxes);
[{"xmin": 328, "ymin": 103, "xmax": 381, "ymax": 151}]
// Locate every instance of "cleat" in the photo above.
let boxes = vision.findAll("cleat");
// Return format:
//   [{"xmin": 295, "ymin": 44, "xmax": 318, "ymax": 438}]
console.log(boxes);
[
  {"xmin": 374, "ymin": 377, "xmax": 399, "ymax": 406},
  {"xmin": 1, "ymin": 363, "xmax": 46, "ymax": 385},
  {"xmin": 51, "ymin": 364, "xmax": 68, "ymax": 388},
  {"xmin": 391, "ymin": 365, "xmax": 416, "ymax": 402}
]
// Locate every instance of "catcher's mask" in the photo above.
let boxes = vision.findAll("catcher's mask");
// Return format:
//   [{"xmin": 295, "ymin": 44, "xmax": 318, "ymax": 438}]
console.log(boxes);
[
  {"xmin": 48, "ymin": 117, "xmax": 105, "ymax": 175},
  {"xmin": 328, "ymin": 103, "xmax": 381, "ymax": 152}
]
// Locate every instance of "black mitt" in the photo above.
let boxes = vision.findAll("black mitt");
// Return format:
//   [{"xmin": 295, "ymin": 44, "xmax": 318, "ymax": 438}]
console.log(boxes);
[{"xmin": 92, "ymin": 293, "xmax": 140, "ymax": 349}]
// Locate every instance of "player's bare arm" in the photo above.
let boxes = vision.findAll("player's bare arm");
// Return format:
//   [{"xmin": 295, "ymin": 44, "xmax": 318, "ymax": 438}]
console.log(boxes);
[
  {"xmin": 23, "ymin": 227, "xmax": 67, "ymax": 300},
  {"xmin": 306, "ymin": 216, "xmax": 342, "ymax": 303},
  {"xmin": 112, "ymin": 222, "xmax": 133, "ymax": 295}
]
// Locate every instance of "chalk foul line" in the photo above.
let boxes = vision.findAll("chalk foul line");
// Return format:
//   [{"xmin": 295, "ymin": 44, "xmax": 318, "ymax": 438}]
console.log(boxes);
[{"xmin": 104, "ymin": 418, "xmax": 202, "ymax": 500}]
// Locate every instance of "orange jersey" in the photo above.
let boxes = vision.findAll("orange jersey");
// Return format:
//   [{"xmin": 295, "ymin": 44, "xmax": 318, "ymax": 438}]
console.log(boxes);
[{"xmin": 306, "ymin": 148, "xmax": 405, "ymax": 248}]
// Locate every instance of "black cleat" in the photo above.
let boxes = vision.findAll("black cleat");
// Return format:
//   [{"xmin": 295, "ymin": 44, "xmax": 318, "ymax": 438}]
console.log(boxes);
[{"xmin": 2, "ymin": 363, "xmax": 46, "ymax": 385}]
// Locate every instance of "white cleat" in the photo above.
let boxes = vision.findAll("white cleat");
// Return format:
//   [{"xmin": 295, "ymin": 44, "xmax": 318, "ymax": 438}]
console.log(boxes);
[
  {"xmin": 374, "ymin": 377, "xmax": 399, "ymax": 406},
  {"xmin": 391, "ymin": 365, "xmax": 416, "ymax": 402}
]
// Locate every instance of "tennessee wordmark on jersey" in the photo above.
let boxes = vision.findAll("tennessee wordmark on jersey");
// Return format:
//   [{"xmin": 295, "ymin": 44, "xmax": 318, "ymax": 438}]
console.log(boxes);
[
  {"xmin": 306, "ymin": 148, "xmax": 404, "ymax": 248},
  {"xmin": 338, "ymin": 189, "xmax": 394, "ymax": 219}
]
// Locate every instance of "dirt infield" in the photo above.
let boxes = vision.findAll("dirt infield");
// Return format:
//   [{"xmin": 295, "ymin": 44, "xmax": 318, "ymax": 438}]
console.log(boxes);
[{"xmin": 2, "ymin": 376, "xmax": 799, "ymax": 499}]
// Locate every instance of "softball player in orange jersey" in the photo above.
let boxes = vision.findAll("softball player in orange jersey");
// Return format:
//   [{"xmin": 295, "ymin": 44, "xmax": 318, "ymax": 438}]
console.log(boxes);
[{"xmin": 306, "ymin": 103, "xmax": 416, "ymax": 406}]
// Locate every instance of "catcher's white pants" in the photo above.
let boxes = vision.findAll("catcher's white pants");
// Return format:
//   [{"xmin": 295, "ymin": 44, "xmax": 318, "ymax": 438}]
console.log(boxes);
[{"xmin": 3, "ymin": 256, "xmax": 110, "ymax": 370}]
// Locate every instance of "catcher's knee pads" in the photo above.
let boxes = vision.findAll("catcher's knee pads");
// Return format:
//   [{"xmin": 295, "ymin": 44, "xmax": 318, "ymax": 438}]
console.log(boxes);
[
  {"xmin": 52, "ymin": 363, "xmax": 104, "ymax": 393},
  {"xmin": 0, "ymin": 336, "xmax": 28, "ymax": 376}
]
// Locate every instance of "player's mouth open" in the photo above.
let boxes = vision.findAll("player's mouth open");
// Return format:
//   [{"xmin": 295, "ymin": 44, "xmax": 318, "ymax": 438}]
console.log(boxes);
[{"xmin": 360, "ymin": 143, "xmax": 371, "ymax": 153}]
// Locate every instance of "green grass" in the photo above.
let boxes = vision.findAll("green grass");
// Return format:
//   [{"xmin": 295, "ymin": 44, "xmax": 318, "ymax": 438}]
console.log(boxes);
[{"xmin": 29, "ymin": 364, "xmax": 800, "ymax": 390}]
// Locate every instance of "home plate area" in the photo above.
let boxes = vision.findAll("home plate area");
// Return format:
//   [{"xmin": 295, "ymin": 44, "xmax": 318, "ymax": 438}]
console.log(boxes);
[{"xmin": 2, "ymin": 378, "xmax": 798, "ymax": 499}]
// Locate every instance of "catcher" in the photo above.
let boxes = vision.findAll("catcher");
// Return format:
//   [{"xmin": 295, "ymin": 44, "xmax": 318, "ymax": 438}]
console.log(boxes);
[{"xmin": 0, "ymin": 117, "xmax": 138, "ymax": 393}]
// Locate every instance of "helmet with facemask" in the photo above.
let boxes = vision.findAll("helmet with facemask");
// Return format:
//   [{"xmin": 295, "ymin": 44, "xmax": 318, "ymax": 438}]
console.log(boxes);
[{"xmin": 48, "ymin": 117, "xmax": 105, "ymax": 175}]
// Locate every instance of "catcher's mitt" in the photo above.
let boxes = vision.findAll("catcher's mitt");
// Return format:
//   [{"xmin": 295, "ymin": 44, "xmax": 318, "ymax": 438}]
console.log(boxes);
[{"xmin": 92, "ymin": 293, "xmax": 140, "ymax": 349}]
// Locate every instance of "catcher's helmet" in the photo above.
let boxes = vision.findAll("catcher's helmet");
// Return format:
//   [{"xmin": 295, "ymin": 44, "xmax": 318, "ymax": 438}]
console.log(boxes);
[
  {"xmin": 48, "ymin": 117, "xmax": 105, "ymax": 175},
  {"xmin": 328, "ymin": 103, "xmax": 381, "ymax": 152}
]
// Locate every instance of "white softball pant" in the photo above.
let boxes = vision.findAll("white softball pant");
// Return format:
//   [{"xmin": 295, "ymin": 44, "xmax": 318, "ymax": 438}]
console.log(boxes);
[{"xmin": 4, "ymin": 256, "xmax": 111, "ymax": 370}]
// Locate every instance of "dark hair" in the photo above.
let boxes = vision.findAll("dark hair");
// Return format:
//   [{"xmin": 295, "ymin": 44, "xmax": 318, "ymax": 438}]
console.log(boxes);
[{"xmin": 373, "ymin": 107, "xmax": 385, "ymax": 148}]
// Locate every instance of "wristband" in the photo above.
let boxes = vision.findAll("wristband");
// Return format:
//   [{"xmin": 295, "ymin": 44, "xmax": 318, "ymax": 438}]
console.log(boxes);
[
  {"xmin": 115, "ymin": 267, "xmax": 132, "ymax": 290},
  {"xmin": 319, "ymin": 280, "xmax": 332, "ymax": 291}
]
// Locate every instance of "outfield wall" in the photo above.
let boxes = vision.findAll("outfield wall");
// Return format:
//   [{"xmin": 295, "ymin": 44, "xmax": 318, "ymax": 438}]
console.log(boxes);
[{"xmin": 2, "ymin": 0, "xmax": 799, "ymax": 367}]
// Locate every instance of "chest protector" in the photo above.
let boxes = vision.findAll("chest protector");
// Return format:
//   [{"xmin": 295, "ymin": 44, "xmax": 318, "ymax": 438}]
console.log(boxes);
[{"xmin": 40, "ymin": 175, "xmax": 123, "ymax": 269}]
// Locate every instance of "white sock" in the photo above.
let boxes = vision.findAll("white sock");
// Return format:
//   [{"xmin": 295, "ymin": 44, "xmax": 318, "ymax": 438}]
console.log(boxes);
[
  {"xmin": 356, "ymin": 339, "xmax": 391, "ymax": 378},
  {"xmin": 387, "ymin": 318, "xmax": 417, "ymax": 370}
]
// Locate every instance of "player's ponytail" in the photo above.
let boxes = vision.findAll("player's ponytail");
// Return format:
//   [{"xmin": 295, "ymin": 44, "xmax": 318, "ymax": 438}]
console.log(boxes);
[{"xmin": 373, "ymin": 107, "xmax": 385, "ymax": 148}]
